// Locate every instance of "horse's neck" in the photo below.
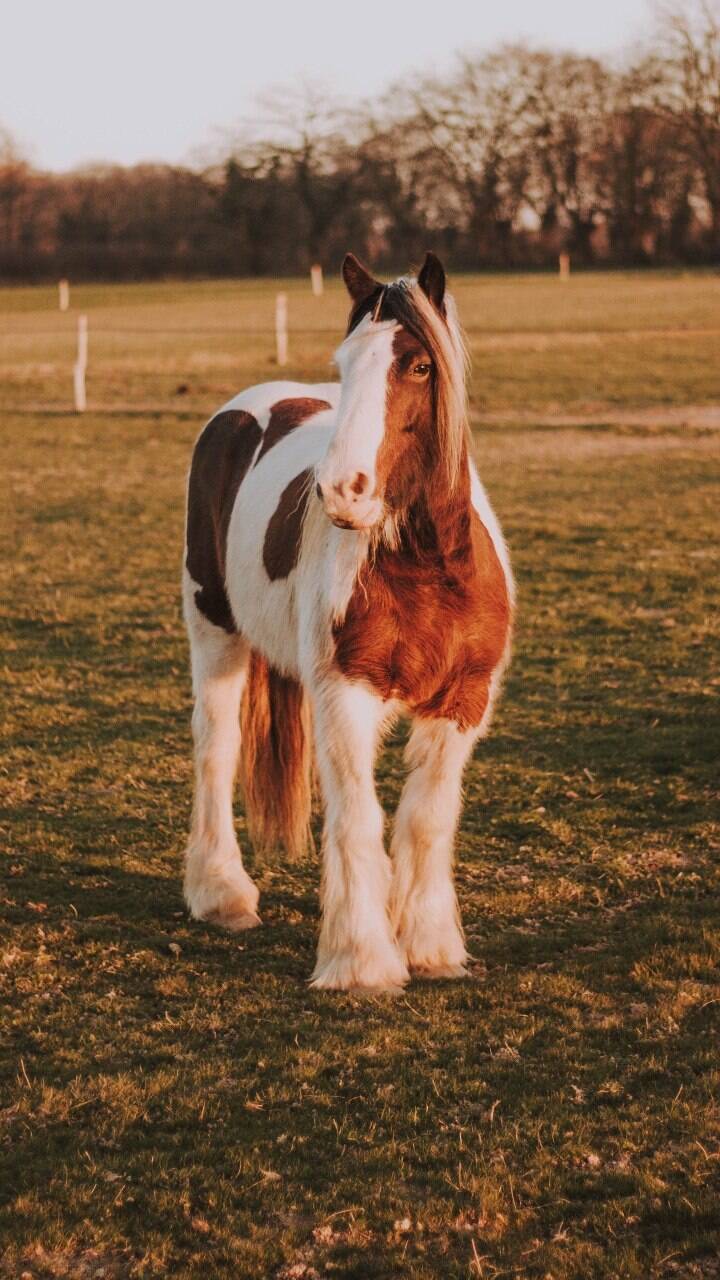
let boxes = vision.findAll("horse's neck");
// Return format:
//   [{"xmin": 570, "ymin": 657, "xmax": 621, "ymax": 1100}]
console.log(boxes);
[{"xmin": 407, "ymin": 443, "xmax": 473, "ymax": 564}]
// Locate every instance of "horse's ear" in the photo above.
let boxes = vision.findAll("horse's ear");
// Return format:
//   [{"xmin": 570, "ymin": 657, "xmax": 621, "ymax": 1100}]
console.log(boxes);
[
  {"xmin": 418, "ymin": 251, "xmax": 446, "ymax": 312},
  {"xmin": 342, "ymin": 253, "xmax": 380, "ymax": 303}
]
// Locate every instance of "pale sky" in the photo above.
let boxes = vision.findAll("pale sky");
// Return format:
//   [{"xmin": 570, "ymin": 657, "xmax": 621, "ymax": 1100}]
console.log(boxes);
[{"xmin": 3, "ymin": 0, "xmax": 653, "ymax": 172}]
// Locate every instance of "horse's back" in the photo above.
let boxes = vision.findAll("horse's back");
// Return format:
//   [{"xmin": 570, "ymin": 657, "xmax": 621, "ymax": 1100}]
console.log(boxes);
[
  {"xmin": 184, "ymin": 380, "xmax": 340, "ymax": 669},
  {"xmin": 220, "ymin": 379, "xmax": 340, "ymax": 426}
]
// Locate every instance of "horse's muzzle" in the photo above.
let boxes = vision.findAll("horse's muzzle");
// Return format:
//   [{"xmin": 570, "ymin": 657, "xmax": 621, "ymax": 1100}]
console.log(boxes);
[{"xmin": 316, "ymin": 471, "xmax": 383, "ymax": 531}]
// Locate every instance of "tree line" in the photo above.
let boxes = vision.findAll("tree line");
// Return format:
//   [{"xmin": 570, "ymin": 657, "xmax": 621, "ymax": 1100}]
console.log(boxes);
[{"xmin": 1, "ymin": 4, "xmax": 719, "ymax": 280}]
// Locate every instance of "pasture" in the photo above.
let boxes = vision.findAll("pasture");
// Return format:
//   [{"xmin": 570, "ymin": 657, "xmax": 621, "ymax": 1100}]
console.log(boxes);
[{"xmin": 1, "ymin": 271, "xmax": 719, "ymax": 1279}]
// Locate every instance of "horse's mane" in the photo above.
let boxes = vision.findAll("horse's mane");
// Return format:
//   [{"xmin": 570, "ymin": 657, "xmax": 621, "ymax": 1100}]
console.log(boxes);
[{"xmin": 349, "ymin": 276, "xmax": 471, "ymax": 491}]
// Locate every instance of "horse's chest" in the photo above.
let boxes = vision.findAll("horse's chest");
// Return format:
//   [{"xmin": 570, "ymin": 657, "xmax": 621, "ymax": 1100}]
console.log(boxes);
[{"xmin": 332, "ymin": 533, "xmax": 510, "ymax": 729}]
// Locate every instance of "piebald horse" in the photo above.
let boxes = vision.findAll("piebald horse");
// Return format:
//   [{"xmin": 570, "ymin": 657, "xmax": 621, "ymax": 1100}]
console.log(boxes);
[{"xmin": 183, "ymin": 253, "xmax": 514, "ymax": 991}]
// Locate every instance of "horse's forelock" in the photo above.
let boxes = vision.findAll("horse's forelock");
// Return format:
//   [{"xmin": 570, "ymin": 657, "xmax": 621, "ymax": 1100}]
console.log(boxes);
[
  {"xmin": 341, "ymin": 272, "xmax": 470, "ymax": 493},
  {"xmin": 382, "ymin": 280, "xmax": 470, "ymax": 491}
]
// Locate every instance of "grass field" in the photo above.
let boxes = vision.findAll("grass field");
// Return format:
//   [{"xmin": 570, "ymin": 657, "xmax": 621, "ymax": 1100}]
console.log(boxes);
[
  {"xmin": 1, "ymin": 272, "xmax": 719, "ymax": 1279},
  {"xmin": 1, "ymin": 270, "xmax": 719, "ymax": 418}
]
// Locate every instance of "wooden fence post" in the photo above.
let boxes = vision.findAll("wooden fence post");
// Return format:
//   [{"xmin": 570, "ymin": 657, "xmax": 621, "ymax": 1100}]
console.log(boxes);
[
  {"xmin": 59, "ymin": 279, "xmax": 70, "ymax": 311},
  {"xmin": 559, "ymin": 252, "xmax": 570, "ymax": 281},
  {"xmin": 74, "ymin": 314, "xmax": 88, "ymax": 412},
  {"xmin": 310, "ymin": 264, "xmax": 323, "ymax": 297},
  {"xmin": 275, "ymin": 293, "xmax": 288, "ymax": 366}
]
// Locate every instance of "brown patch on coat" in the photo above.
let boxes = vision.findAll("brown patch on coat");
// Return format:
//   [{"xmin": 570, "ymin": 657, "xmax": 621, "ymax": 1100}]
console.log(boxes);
[
  {"xmin": 254, "ymin": 397, "xmax": 331, "ymax": 467},
  {"xmin": 186, "ymin": 410, "xmax": 262, "ymax": 631},
  {"xmin": 263, "ymin": 468, "xmax": 314, "ymax": 581},
  {"xmin": 332, "ymin": 455, "xmax": 511, "ymax": 730}
]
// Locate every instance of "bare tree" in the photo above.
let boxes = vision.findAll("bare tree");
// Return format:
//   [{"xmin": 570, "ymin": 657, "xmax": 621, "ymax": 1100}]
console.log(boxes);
[
  {"xmin": 3, "ymin": 23, "xmax": 720, "ymax": 280},
  {"xmin": 601, "ymin": 56, "xmax": 692, "ymax": 261},
  {"xmin": 0, "ymin": 128, "xmax": 30, "ymax": 254},
  {"xmin": 226, "ymin": 83, "xmax": 365, "ymax": 267},
  {"xmin": 389, "ymin": 49, "xmax": 531, "ymax": 264},
  {"xmin": 654, "ymin": 0, "xmax": 720, "ymax": 248},
  {"xmin": 511, "ymin": 49, "xmax": 615, "ymax": 261}
]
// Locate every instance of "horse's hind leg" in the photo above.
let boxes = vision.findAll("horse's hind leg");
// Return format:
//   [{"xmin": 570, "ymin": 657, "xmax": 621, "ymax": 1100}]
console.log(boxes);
[
  {"xmin": 183, "ymin": 591, "xmax": 259, "ymax": 931},
  {"xmin": 390, "ymin": 718, "xmax": 477, "ymax": 978}
]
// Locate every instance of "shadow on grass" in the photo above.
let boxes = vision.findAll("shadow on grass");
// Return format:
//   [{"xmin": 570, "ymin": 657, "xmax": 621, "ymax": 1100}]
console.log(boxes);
[
  {"xmin": 4, "ymin": 791, "xmax": 718, "ymax": 1274},
  {"xmin": 8, "ymin": 844, "xmax": 716, "ymax": 1006}
]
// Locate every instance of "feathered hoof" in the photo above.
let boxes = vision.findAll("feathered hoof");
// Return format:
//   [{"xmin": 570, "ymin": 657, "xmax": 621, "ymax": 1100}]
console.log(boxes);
[
  {"xmin": 310, "ymin": 948, "xmax": 409, "ymax": 995},
  {"xmin": 409, "ymin": 960, "xmax": 467, "ymax": 980},
  {"xmin": 184, "ymin": 852, "xmax": 260, "ymax": 932},
  {"xmin": 204, "ymin": 902, "xmax": 262, "ymax": 932},
  {"xmin": 400, "ymin": 930, "xmax": 468, "ymax": 980}
]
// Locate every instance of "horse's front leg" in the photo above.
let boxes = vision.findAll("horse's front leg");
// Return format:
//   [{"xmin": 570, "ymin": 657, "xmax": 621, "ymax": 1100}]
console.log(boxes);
[
  {"xmin": 390, "ymin": 718, "xmax": 478, "ymax": 978},
  {"xmin": 310, "ymin": 679, "xmax": 409, "ymax": 993}
]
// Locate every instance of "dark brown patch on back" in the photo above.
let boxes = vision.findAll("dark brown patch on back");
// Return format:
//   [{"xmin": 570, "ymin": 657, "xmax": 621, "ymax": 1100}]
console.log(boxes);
[
  {"xmin": 254, "ymin": 397, "xmax": 331, "ymax": 467},
  {"xmin": 186, "ymin": 409, "xmax": 262, "ymax": 631},
  {"xmin": 263, "ymin": 468, "xmax": 314, "ymax": 582}
]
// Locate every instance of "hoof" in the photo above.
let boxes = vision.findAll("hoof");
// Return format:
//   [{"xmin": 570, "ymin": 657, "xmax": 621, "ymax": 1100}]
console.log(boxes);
[
  {"xmin": 203, "ymin": 903, "xmax": 261, "ymax": 932},
  {"xmin": 398, "ymin": 922, "xmax": 467, "ymax": 981},
  {"xmin": 311, "ymin": 974, "xmax": 408, "ymax": 996},
  {"xmin": 184, "ymin": 852, "xmax": 260, "ymax": 932},
  {"xmin": 409, "ymin": 961, "xmax": 467, "ymax": 980},
  {"xmin": 310, "ymin": 949, "xmax": 409, "ymax": 994}
]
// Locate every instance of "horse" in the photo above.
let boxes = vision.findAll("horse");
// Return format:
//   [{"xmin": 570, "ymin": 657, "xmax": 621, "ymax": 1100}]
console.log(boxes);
[{"xmin": 182, "ymin": 251, "xmax": 514, "ymax": 992}]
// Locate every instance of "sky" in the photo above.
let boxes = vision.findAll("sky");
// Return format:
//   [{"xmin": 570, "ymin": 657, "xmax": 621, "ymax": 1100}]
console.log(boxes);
[{"xmin": 2, "ymin": 0, "xmax": 653, "ymax": 172}]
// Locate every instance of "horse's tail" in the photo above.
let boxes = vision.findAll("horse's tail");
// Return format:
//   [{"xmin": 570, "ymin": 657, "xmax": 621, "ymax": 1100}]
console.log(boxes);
[{"xmin": 240, "ymin": 649, "xmax": 312, "ymax": 861}]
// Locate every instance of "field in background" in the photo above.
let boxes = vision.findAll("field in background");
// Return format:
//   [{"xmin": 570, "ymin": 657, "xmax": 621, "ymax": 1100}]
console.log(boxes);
[
  {"xmin": 1, "ymin": 273, "xmax": 719, "ymax": 1279},
  {"xmin": 1, "ymin": 270, "xmax": 719, "ymax": 419}
]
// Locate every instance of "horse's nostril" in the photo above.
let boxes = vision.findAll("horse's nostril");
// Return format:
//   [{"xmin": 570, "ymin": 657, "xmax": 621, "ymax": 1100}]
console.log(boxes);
[
  {"xmin": 316, "ymin": 482, "xmax": 323, "ymax": 500},
  {"xmin": 350, "ymin": 472, "xmax": 369, "ymax": 497}
]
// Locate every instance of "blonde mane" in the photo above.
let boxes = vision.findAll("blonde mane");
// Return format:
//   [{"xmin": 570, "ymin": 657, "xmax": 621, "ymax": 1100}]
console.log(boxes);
[{"xmin": 384, "ymin": 277, "xmax": 472, "ymax": 490}]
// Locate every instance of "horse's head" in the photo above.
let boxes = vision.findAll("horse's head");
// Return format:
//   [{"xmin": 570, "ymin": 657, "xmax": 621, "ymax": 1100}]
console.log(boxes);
[{"xmin": 316, "ymin": 252, "xmax": 466, "ymax": 532}]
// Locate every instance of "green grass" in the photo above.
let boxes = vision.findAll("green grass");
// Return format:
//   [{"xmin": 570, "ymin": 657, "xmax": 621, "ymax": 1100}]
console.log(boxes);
[{"xmin": 1, "ymin": 276, "xmax": 720, "ymax": 1278}]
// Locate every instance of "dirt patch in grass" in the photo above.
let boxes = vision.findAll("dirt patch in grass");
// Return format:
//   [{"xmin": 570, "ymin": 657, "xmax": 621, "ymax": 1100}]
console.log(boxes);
[
  {"xmin": 473, "ymin": 405, "xmax": 720, "ymax": 431},
  {"xmin": 474, "ymin": 427, "xmax": 720, "ymax": 467}
]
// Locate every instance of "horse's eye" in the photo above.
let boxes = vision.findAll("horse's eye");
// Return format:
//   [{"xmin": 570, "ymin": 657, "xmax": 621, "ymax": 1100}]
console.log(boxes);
[{"xmin": 412, "ymin": 363, "xmax": 431, "ymax": 377}]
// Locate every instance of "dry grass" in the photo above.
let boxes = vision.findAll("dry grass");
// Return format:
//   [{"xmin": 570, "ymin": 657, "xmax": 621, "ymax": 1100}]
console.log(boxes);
[
  {"xmin": 1, "ymin": 269, "xmax": 719, "ymax": 417},
  {"xmin": 1, "ymin": 273, "xmax": 719, "ymax": 1278}
]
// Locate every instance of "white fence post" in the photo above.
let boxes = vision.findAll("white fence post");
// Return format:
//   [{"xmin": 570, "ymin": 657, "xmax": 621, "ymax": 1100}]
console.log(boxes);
[
  {"xmin": 59, "ymin": 279, "xmax": 70, "ymax": 311},
  {"xmin": 310, "ymin": 264, "xmax": 323, "ymax": 297},
  {"xmin": 559, "ymin": 252, "xmax": 570, "ymax": 281},
  {"xmin": 74, "ymin": 314, "xmax": 88, "ymax": 412},
  {"xmin": 275, "ymin": 293, "xmax": 288, "ymax": 366}
]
